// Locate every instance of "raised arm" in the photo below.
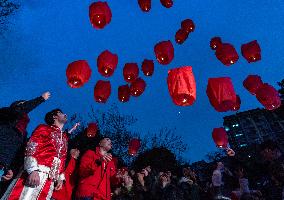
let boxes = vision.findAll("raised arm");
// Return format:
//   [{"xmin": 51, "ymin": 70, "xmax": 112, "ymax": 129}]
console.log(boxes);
[{"xmin": 13, "ymin": 92, "xmax": 51, "ymax": 114}]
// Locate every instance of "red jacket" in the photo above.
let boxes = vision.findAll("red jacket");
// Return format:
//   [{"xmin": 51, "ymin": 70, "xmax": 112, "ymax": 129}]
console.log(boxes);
[
  {"xmin": 52, "ymin": 157, "xmax": 77, "ymax": 200},
  {"xmin": 76, "ymin": 148, "xmax": 116, "ymax": 200}
]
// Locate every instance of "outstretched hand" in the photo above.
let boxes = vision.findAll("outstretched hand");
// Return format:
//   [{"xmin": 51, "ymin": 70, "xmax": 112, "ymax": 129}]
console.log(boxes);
[
  {"xmin": 226, "ymin": 147, "xmax": 235, "ymax": 157},
  {"xmin": 70, "ymin": 149, "xmax": 80, "ymax": 159},
  {"xmin": 26, "ymin": 171, "xmax": 40, "ymax": 187},
  {"xmin": 55, "ymin": 180, "xmax": 63, "ymax": 191},
  {"xmin": 102, "ymin": 153, "xmax": 112, "ymax": 162},
  {"xmin": 68, "ymin": 122, "xmax": 80, "ymax": 134},
  {"xmin": 2, "ymin": 170, "xmax": 13, "ymax": 181},
  {"xmin": 42, "ymin": 92, "xmax": 51, "ymax": 100}
]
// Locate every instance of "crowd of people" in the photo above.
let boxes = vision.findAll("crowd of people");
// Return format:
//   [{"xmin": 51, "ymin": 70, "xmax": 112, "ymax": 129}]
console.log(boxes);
[{"xmin": 0, "ymin": 93, "xmax": 283, "ymax": 200}]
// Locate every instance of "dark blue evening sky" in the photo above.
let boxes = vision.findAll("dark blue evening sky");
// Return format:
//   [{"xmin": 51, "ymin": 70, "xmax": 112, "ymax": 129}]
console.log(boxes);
[{"xmin": 1, "ymin": 0, "xmax": 284, "ymax": 162}]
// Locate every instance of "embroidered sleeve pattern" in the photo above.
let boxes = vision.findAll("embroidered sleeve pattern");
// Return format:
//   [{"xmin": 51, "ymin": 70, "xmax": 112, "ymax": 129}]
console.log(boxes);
[
  {"xmin": 24, "ymin": 156, "xmax": 39, "ymax": 174},
  {"xmin": 25, "ymin": 141, "xmax": 38, "ymax": 156}
]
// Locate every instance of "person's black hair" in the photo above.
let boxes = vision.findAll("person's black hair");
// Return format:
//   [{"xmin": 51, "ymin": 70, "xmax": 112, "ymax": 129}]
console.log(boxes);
[{"xmin": 44, "ymin": 109, "xmax": 62, "ymax": 125}]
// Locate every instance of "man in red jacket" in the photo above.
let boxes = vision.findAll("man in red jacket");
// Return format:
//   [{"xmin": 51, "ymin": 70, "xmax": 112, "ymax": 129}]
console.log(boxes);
[{"xmin": 76, "ymin": 138, "xmax": 116, "ymax": 200}]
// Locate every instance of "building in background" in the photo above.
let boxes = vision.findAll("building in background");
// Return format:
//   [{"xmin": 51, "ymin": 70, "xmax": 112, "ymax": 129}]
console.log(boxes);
[{"xmin": 223, "ymin": 106, "xmax": 284, "ymax": 152}]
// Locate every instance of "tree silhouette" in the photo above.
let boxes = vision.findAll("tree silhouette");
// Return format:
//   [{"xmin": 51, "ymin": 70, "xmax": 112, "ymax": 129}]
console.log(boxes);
[
  {"xmin": 0, "ymin": 0, "xmax": 19, "ymax": 33},
  {"xmin": 277, "ymin": 79, "xmax": 284, "ymax": 100},
  {"xmin": 67, "ymin": 104, "xmax": 188, "ymax": 166}
]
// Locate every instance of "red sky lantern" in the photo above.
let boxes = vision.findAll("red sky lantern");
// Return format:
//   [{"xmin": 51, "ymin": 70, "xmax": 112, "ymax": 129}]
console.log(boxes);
[
  {"xmin": 210, "ymin": 37, "xmax": 222, "ymax": 50},
  {"xmin": 130, "ymin": 78, "xmax": 146, "ymax": 97},
  {"xmin": 160, "ymin": 0, "xmax": 173, "ymax": 8},
  {"xmin": 181, "ymin": 19, "xmax": 195, "ymax": 33},
  {"xmin": 97, "ymin": 50, "xmax": 118, "ymax": 77},
  {"xmin": 212, "ymin": 128, "xmax": 228, "ymax": 148},
  {"xmin": 138, "ymin": 0, "xmax": 151, "ymax": 12},
  {"xmin": 89, "ymin": 2, "xmax": 112, "ymax": 29},
  {"xmin": 154, "ymin": 40, "xmax": 174, "ymax": 65},
  {"xmin": 167, "ymin": 66, "xmax": 196, "ymax": 106},
  {"xmin": 86, "ymin": 122, "xmax": 98, "ymax": 137},
  {"xmin": 123, "ymin": 63, "xmax": 139, "ymax": 83},
  {"xmin": 232, "ymin": 95, "xmax": 241, "ymax": 111},
  {"xmin": 215, "ymin": 43, "xmax": 239, "ymax": 66},
  {"xmin": 118, "ymin": 85, "xmax": 130, "ymax": 103},
  {"xmin": 241, "ymin": 40, "xmax": 261, "ymax": 63},
  {"xmin": 175, "ymin": 29, "xmax": 189, "ymax": 45},
  {"xmin": 256, "ymin": 83, "xmax": 281, "ymax": 110},
  {"xmin": 141, "ymin": 59, "xmax": 154, "ymax": 76},
  {"xmin": 206, "ymin": 77, "xmax": 237, "ymax": 112},
  {"xmin": 66, "ymin": 60, "xmax": 92, "ymax": 88},
  {"xmin": 94, "ymin": 80, "xmax": 111, "ymax": 103},
  {"xmin": 243, "ymin": 75, "xmax": 263, "ymax": 95},
  {"xmin": 128, "ymin": 138, "xmax": 141, "ymax": 156}
]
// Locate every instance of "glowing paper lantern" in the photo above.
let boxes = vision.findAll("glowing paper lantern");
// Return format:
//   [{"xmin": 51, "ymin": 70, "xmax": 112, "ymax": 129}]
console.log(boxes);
[
  {"xmin": 123, "ymin": 63, "xmax": 139, "ymax": 83},
  {"xmin": 94, "ymin": 80, "xmax": 111, "ymax": 103},
  {"xmin": 128, "ymin": 139, "xmax": 141, "ymax": 156},
  {"xmin": 256, "ymin": 83, "xmax": 281, "ymax": 110},
  {"xmin": 210, "ymin": 37, "xmax": 222, "ymax": 50},
  {"xmin": 181, "ymin": 19, "xmax": 195, "ymax": 33},
  {"xmin": 118, "ymin": 85, "xmax": 130, "ymax": 102},
  {"xmin": 97, "ymin": 50, "xmax": 118, "ymax": 77},
  {"xmin": 66, "ymin": 60, "xmax": 92, "ymax": 88},
  {"xmin": 241, "ymin": 40, "xmax": 261, "ymax": 63},
  {"xmin": 243, "ymin": 75, "xmax": 263, "ymax": 95},
  {"xmin": 130, "ymin": 78, "xmax": 146, "ymax": 97},
  {"xmin": 141, "ymin": 59, "xmax": 154, "ymax": 76},
  {"xmin": 175, "ymin": 29, "xmax": 189, "ymax": 44},
  {"xmin": 167, "ymin": 66, "xmax": 196, "ymax": 106},
  {"xmin": 215, "ymin": 43, "xmax": 239, "ymax": 66},
  {"xmin": 154, "ymin": 40, "xmax": 174, "ymax": 65},
  {"xmin": 86, "ymin": 122, "xmax": 98, "ymax": 137},
  {"xmin": 206, "ymin": 77, "xmax": 237, "ymax": 112},
  {"xmin": 89, "ymin": 1, "xmax": 112, "ymax": 29},
  {"xmin": 138, "ymin": 0, "xmax": 151, "ymax": 12},
  {"xmin": 160, "ymin": 0, "xmax": 173, "ymax": 8},
  {"xmin": 212, "ymin": 128, "xmax": 228, "ymax": 148},
  {"xmin": 232, "ymin": 95, "xmax": 241, "ymax": 111}
]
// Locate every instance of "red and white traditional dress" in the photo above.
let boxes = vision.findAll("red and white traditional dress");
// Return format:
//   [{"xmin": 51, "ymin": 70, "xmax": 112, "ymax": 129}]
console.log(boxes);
[{"xmin": 4, "ymin": 124, "xmax": 68, "ymax": 200}]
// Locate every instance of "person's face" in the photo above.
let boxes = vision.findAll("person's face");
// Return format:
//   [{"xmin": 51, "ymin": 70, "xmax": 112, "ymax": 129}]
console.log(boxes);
[
  {"xmin": 166, "ymin": 171, "xmax": 172, "ymax": 178},
  {"xmin": 217, "ymin": 162, "xmax": 224, "ymax": 169},
  {"xmin": 54, "ymin": 111, "xmax": 67, "ymax": 124},
  {"xmin": 159, "ymin": 172, "xmax": 170, "ymax": 183},
  {"xmin": 100, "ymin": 138, "xmax": 112, "ymax": 151},
  {"xmin": 183, "ymin": 168, "xmax": 190, "ymax": 177},
  {"xmin": 145, "ymin": 166, "xmax": 151, "ymax": 173},
  {"xmin": 123, "ymin": 175, "xmax": 133, "ymax": 187}
]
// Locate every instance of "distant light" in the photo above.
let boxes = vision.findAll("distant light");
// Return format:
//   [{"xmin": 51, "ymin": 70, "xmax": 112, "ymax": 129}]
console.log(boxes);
[
  {"xmin": 225, "ymin": 127, "xmax": 230, "ymax": 131},
  {"xmin": 178, "ymin": 111, "xmax": 181, "ymax": 114},
  {"xmin": 248, "ymin": 155, "xmax": 251, "ymax": 158},
  {"xmin": 240, "ymin": 144, "xmax": 247, "ymax": 147},
  {"xmin": 235, "ymin": 133, "xmax": 243, "ymax": 137},
  {"xmin": 232, "ymin": 124, "xmax": 239, "ymax": 128}
]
